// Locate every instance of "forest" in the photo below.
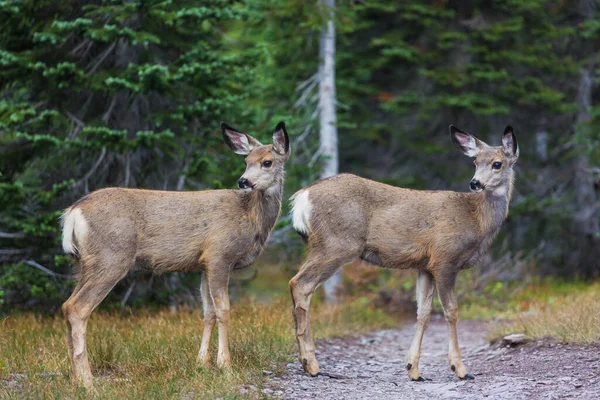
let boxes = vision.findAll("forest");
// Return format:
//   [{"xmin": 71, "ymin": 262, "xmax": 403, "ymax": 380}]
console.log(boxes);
[
  {"xmin": 1, "ymin": 0, "xmax": 600, "ymax": 398},
  {"xmin": 1, "ymin": 0, "xmax": 598, "ymax": 310}
]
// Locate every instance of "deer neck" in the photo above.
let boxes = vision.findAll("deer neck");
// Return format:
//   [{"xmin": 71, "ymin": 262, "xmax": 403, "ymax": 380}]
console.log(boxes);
[
  {"xmin": 477, "ymin": 170, "xmax": 514, "ymax": 235},
  {"xmin": 239, "ymin": 177, "xmax": 284, "ymax": 243}
]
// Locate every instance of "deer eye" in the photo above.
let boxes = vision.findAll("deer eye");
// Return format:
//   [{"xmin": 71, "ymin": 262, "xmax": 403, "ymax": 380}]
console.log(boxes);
[
  {"xmin": 262, "ymin": 160, "xmax": 273, "ymax": 168},
  {"xmin": 492, "ymin": 161, "xmax": 502, "ymax": 170}
]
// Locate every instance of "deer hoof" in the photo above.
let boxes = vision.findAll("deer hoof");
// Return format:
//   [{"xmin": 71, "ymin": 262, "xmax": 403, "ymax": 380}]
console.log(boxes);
[
  {"xmin": 411, "ymin": 376, "xmax": 426, "ymax": 382},
  {"xmin": 460, "ymin": 373, "xmax": 475, "ymax": 380},
  {"xmin": 301, "ymin": 358, "xmax": 321, "ymax": 376}
]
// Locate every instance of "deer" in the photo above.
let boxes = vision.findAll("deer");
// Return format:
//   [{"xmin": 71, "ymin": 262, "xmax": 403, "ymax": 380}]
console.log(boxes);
[
  {"xmin": 60, "ymin": 121, "xmax": 290, "ymax": 388},
  {"xmin": 289, "ymin": 125, "xmax": 518, "ymax": 381}
]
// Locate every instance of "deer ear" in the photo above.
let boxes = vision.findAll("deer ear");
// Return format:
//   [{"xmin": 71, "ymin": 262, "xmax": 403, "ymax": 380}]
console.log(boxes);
[
  {"xmin": 450, "ymin": 125, "xmax": 482, "ymax": 157},
  {"xmin": 221, "ymin": 123, "xmax": 263, "ymax": 155},
  {"xmin": 272, "ymin": 121, "xmax": 290, "ymax": 157},
  {"xmin": 502, "ymin": 125, "xmax": 519, "ymax": 157}
]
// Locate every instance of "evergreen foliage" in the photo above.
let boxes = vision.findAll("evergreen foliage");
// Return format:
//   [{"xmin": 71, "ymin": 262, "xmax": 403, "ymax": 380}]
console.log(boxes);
[{"xmin": 1, "ymin": 0, "xmax": 599, "ymax": 309}]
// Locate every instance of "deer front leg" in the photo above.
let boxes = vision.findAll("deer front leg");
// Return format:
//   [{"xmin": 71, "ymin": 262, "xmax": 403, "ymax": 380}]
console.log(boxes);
[
  {"xmin": 207, "ymin": 269, "xmax": 232, "ymax": 369},
  {"xmin": 197, "ymin": 271, "xmax": 216, "ymax": 368},
  {"xmin": 435, "ymin": 273, "xmax": 474, "ymax": 380},
  {"xmin": 405, "ymin": 270, "xmax": 435, "ymax": 381}
]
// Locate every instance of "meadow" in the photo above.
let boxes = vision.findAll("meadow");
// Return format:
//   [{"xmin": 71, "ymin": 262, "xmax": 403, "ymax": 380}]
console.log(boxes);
[
  {"xmin": 2, "ymin": 262, "xmax": 599, "ymax": 399},
  {"xmin": 0, "ymin": 294, "xmax": 394, "ymax": 399}
]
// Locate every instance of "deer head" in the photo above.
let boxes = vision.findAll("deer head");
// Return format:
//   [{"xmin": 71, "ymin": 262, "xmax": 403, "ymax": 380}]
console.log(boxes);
[
  {"xmin": 222, "ymin": 121, "xmax": 290, "ymax": 192},
  {"xmin": 450, "ymin": 125, "xmax": 519, "ymax": 195}
]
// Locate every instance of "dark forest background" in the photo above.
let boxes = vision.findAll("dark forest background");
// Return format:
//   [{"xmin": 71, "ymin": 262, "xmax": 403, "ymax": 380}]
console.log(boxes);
[{"xmin": 1, "ymin": 0, "xmax": 600, "ymax": 310}]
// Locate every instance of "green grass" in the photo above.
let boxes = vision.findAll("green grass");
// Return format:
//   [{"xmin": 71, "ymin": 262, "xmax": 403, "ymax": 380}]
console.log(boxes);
[
  {"xmin": 0, "ymin": 296, "xmax": 395, "ymax": 399},
  {"xmin": 488, "ymin": 282, "xmax": 600, "ymax": 343}
]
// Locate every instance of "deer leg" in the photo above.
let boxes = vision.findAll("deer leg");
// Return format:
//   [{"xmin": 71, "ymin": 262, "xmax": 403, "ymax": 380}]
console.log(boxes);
[
  {"xmin": 197, "ymin": 271, "xmax": 216, "ymax": 368},
  {"xmin": 207, "ymin": 269, "xmax": 231, "ymax": 369},
  {"xmin": 62, "ymin": 274, "xmax": 126, "ymax": 389},
  {"xmin": 64, "ymin": 281, "xmax": 84, "ymax": 364},
  {"xmin": 289, "ymin": 254, "xmax": 353, "ymax": 376},
  {"xmin": 405, "ymin": 270, "xmax": 435, "ymax": 381},
  {"xmin": 435, "ymin": 273, "xmax": 473, "ymax": 380}
]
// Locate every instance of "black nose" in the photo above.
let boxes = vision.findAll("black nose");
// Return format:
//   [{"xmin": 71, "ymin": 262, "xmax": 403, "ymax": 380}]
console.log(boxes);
[
  {"xmin": 238, "ymin": 178, "xmax": 250, "ymax": 189},
  {"xmin": 469, "ymin": 179, "xmax": 481, "ymax": 191}
]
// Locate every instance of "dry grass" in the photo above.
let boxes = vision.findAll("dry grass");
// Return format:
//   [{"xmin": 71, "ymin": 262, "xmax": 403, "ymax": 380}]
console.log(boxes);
[
  {"xmin": 0, "ymin": 296, "xmax": 394, "ymax": 399},
  {"xmin": 489, "ymin": 282, "xmax": 600, "ymax": 343}
]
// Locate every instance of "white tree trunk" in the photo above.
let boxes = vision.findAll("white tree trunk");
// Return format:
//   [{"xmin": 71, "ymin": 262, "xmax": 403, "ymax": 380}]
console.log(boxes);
[
  {"xmin": 574, "ymin": 69, "xmax": 598, "ymax": 238},
  {"xmin": 318, "ymin": 0, "xmax": 341, "ymax": 302}
]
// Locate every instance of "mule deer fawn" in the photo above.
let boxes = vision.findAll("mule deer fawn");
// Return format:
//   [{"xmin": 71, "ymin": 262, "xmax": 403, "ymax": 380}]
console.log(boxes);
[
  {"xmin": 61, "ymin": 122, "xmax": 290, "ymax": 388},
  {"xmin": 289, "ymin": 125, "xmax": 518, "ymax": 381}
]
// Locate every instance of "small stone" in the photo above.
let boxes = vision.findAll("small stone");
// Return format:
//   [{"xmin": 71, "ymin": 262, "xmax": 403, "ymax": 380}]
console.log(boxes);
[
  {"xmin": 262, "ymin": 370, "xmax": 273, "ymax": 376},
  {"xmin": 502, "ymin": 334, "xmax": 530, "ymax": 346},
  {"xmin": 246, "ymin": 384, "xmax": 258, "ymax": 392},
  {"xmin": 573, "ymin": 382, "xmax": 583, "ymax": 388},
  {"xmin": 37, "ymin": 372, "xmax": 63, "ymax": 377},
  {"xmin": 564, "ymin": 365, "xmax": 574, "ymax": 369},
  {"xmin": 536, "ymin": 380, "xmax": 554, "ymax": 385}
]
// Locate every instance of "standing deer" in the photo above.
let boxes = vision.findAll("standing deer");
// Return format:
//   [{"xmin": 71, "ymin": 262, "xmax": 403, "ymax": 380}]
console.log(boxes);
[
  {"xmin": 289, "ymin": 125, "xmax": 518, "ymax": 381},
  {"xmin": 60, "ymin": 122, "xmax": 290, "ymax": 388}
]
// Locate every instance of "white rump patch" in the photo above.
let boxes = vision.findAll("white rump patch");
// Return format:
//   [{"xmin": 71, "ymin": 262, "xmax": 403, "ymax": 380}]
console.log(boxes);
[
  {"xmin": 290, "ymin": 190, "xmax": 313, "ymax": 236},
  {"xmin": 61, "ymin": 208, "xmax": 89, "ymax": 254}
]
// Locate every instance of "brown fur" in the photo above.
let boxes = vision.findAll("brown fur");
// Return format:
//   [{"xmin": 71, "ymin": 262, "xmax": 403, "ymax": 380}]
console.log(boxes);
[
  {"xmin": 61, "ymin": 122, "xmax": 290, "ymax": 388},
  {"xmin": 289, "ymin": 125, "xmax": 519, "ymax": 381}
]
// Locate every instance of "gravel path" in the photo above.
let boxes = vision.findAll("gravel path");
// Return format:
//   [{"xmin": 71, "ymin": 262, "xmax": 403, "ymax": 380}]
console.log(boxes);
[{"xmin": 264, "ymin": 316, "xmax": 600, "ymax": 399}]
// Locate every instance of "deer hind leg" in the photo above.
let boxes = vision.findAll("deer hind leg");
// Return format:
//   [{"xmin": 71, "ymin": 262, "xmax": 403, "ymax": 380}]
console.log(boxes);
[
  {"xmin": 435, "ymin": 272, "xmax": 474, "ymax": 380},
  {"xmin": 405, "ymin": 270, "xmax": 435, "ymax": 381},
  {"xmin": 206, "ymin": 269, "xmax": 231, "ymax": 369},
  {"xmin": 64, "ymin": 281, "xmax": 84, "ymax": 364},
  {"xmin": 62, "ymin": 257, "xmax": 130, "ymax": 389},
  {"xmin": 289, "ymin": 252, "xmax": 355, "ymax": 376},
  {"xmin": 197, "ymin": 271, "xmax": 216, "ymax": 368}
]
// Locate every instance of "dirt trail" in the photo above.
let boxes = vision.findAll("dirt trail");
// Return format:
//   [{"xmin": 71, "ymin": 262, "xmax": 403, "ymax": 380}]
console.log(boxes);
[{"xmin": 264, "ymin": 316, "xmax": 600, "ymax": 399}]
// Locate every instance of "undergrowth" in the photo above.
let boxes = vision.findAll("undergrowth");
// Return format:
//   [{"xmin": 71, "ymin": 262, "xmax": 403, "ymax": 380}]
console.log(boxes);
[{"xmin": 0, "ymin": 296, "xmax": 394, "ymax": 399}]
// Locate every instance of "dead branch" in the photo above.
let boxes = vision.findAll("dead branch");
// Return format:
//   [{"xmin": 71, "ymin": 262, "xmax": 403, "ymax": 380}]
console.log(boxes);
[
  {"xmin": 70, "ymin": 146, "xmax": 107, "ymax": 188},
  {"xmin": 0, "ymin": 248, "xmax": 27, "ymax": 255},
  {"xmin": 86, "ymin": 42, "xmax": 116, "ymax": 75},
  {"xmin": 0, "ymin": 231, "xmax": 25, "ymax": 239},
  {"xmin": 102, "ymin": 96, "xmax": 117, "ymax": 124},
  {"xmin": 120, "ymin": 279, "xmax": 137, "ymax": 315},
  {"xmin": 22, "ymin": 259, "xmax": 70, "ymax": 279}
]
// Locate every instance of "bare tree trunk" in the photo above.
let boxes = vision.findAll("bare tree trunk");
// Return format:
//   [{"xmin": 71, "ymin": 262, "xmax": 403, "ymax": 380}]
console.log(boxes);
[
  {"xmin": 318, "ymin": 0, "xmax": 338, "ymax": 179},
  {"xmin": 572, "ymin": 1, "xmax": 599, "ymax": 276},
  {"xmin": 318, "ymin": 0, "xmax": 341, "ymax": 302}
]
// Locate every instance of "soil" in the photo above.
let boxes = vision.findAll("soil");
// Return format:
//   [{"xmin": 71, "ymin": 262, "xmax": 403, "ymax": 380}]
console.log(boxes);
[{"xmin": 263, "ymin": 315, "xmax": 600, "ymax": 399}]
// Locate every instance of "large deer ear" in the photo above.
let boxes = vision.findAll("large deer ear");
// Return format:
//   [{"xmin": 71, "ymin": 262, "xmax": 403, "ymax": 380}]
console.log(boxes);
[
  {"xmin": 450, "ymin": 125, "xmax": 484, "ymax": 157},
  {"xmin": 272, "ymin": 121, "xmax": 290, "ymax": 157},
  {"xmin": 502, "ymin": 125, "xmax": 519, "ymax": 158},
  {"xmin": 221, "ymin": 123, "xmax": 263, "ymax": 155}
]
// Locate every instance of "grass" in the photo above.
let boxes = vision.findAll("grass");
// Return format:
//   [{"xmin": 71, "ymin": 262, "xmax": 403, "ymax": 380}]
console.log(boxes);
[
  {"xmin": 0, "ymin": 295, "xmax": 395, "ymax": 399},
  {"xmin": 345, "ymin": 262, "xmax": 600, "ymax": 344},
  {"xmin": 489, "ymin": 282, "xmax": 600, "ymax": 343}
]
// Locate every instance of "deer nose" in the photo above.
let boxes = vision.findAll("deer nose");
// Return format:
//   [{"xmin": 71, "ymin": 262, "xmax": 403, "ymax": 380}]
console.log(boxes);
[
  {"xmin": 469, "ymin": 179, "xmax": 481, "ymax": 191},
  {"xmin": 238, "ymin": 178, "xmax": 251, "ymax": 189}
]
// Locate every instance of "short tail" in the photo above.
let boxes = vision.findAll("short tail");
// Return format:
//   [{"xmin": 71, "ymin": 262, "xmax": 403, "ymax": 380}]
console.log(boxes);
[
  {"xmin": 61, "ymin": 207, "xmax": 89, "ymax": 255},
  {"xmin": 290, "ymin": 190, "xmax": 313, "ymax": 241}
]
